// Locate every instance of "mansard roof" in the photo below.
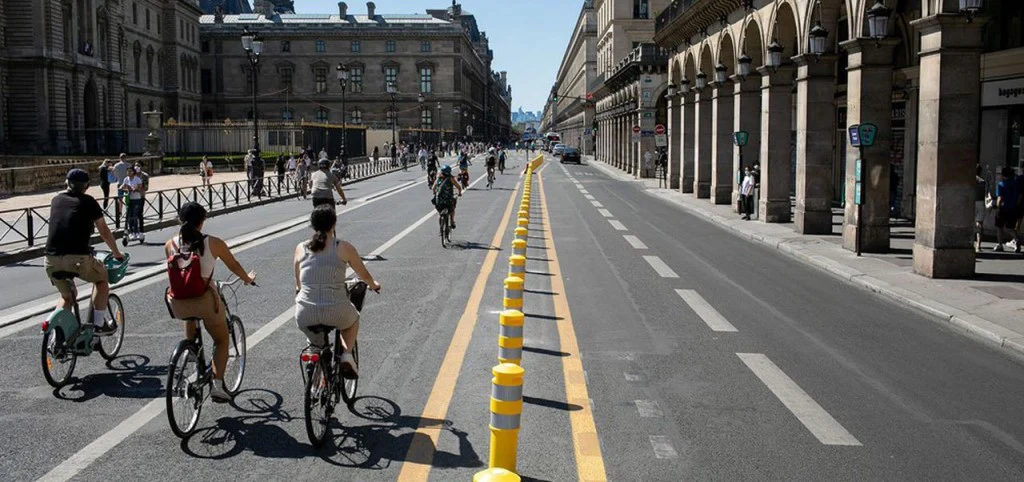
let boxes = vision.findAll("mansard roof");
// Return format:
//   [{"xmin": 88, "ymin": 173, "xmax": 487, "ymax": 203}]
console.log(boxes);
[
  {"xmin": 200, "ymin": 13, "xmax": 451, "ymax": 26},
  {"xmin": 200, "ymin": 0, "xmax": 253, "ymax": 15}
]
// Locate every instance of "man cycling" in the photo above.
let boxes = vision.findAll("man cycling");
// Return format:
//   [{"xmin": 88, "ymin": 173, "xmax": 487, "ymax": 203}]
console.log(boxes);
[
  {"xmin": 44, "ymin": 169, "xmax": 126, "ymax": 334},
  {"xmin": 433, "ymin": 165, "xmax": 463, "ymax": 230},
  {"xmin": 426, "ymin": 151, "xmax": 439, "ymax": 188},
  {"xmin": 485, "ymin": 148, "xmax": 497, "ymax": 188},
  {"xmin": 458, "ymin": 151, "xmax": 472, "ymax": 188},
  {"xmin": 498, "ymin": 148, "xmax": 507, "ymax": 174}
]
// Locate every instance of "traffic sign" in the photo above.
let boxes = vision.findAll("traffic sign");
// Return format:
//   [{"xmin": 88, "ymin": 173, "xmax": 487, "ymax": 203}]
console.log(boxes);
[
  {"xmin": 733, "ymin": 131, "xmax": 749, "ymax": 147},
  {"xmin": 631, "ymin": 125, "xmax": 641, "ymax": 143},
  {"xmin": 655, "ymin": 124, "xmax": 666, "ymax": 135},
  {"xmin": 854, "ymin": 159, "xmax": 863, "ymax": 205},
  {"xmin": 848, "ymin": 125, "xmax": 861, "ymax": 147},
  {"xmin": 859, "ymin": 123, "xmax": 878, "ymax": 147}
]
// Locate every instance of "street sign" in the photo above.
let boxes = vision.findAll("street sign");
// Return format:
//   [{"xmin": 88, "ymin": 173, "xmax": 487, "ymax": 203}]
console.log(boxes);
[
  {"xmin": 631, "ymin": 125, "xmax": 641, "ymax": 143},
  {"xmin": 859, "ymin": 123, "xmax": 878, "ymax": 147},
  {"xmin": 854, "ymin": 159, "xmax": 863, "ymax": 205},
  {"xmin": 655, "ymin": 124, "xmax": 666, "ymax": 135},
  {"xmin": 848, "ymin": 125, "xmax": 861, "ymax": 147},
  {"xmin": 733, "ymin": 131, "xmax": 749, "ymax": 147}
]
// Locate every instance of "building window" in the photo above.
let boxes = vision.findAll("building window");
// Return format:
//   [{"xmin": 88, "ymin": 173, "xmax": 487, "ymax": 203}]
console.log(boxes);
[
  {"xmin": 201, "ymin": 40, "xmax": 210, "ymax": 53},
  {"xmin": 421, "ymin": 41, "xmax": 431, "ymax": 52},
  {"xmin": 146, "ymin": 53, "xmax": 154, "ymax": 85},
  {"xmin": 133, "ymin": 49, "xmax": 141, "ymax": 82},
  {"xmin": 135, "ymin": 100, "xmax": 142, "ymax": 127},
  {"xmin": 350, "ymin": 67, "xmax": 363, "ymax": 93},
  {"xmin": 281, "ymin": 40, "xmax": 291, "ymax": 52},
  {"xmin": 132, "ymin": 3, "xmax": 137, "ymax": 24},
  {"xmin": 145, "ymin": 9, "xmax": 150, "ymax": 30},
  {"xmin": 350, "ymin": 109, "xmax": 362, "ymax": 125},
  {"xmin": 633, "ymin": 0, "xmax": 649, "ymax": 19},
  {"xmin": 384, "ymin": 67, "xmax": 398, "ymax": 89},
  {"xmin": 386, "ymin": 40, "xmax": 396, "ymax": 52},
  {"xmin": 983, "ymin": 0, "xmax": 1024, "ymax": 52},
  {"xmin": 315, "ymin": 66, "xmax": 327, "ymax": 93},
  {"xmin": 351, "ymin": 40, "xmax": 361, "ymax": 52},
  {"xmin": 281, "ymin": 67, "xmax": 293, "ymax": 93},
  {"xmin": 156, "ymin": 14, "xmax": 160, "ymax": 34},
  {"xmin": 420, "ymin": 67, "xmax": 433, "ymax": 93},
  {"xmin": 282, "ymin": 108, "xmax": 294, "ymax": 120},
  {"xmin": 421, "ymin": 109, "xmax": 433, "ymax": 129},
  {"xmin": 201, "ymin": 69, "xmax": 212, "ymax": 94},
  {"xmin": 315, "ymin": 39, "xmax": 326, "ymax": 53},
  {"xmin": 316, "ymin": 108, "xmax": 329, "ymax": 123}
]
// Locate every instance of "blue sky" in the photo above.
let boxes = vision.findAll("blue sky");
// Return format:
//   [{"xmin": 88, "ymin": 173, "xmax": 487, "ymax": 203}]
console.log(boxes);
[{"xmin": 301, "ymin": 1, "xmax": 583, "ymax": 113}]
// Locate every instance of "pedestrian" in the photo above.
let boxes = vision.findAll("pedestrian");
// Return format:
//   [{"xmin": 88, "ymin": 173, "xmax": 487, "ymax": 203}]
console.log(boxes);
[
  {"xmin": 643, "ymin": 150, "xmax": 653, "ymax": 178},
  {"xmin": 372, "ymin": 146, "xmax": 380, "ymax": 166},
  {"xmin": 975, "ymin": 164, "xmax": 989, "ymax": 253},
  {"xmin": 119, "ymin": 165, "xmax": 144, "ymax": 241},
  {"xmin": 286, "ymin": 153, "xmax": 296, "ymax": 182},
  {"xmin": 98, "ymin": 159, "xmax": 113, "ymax": 209},
  {"xmin": 658, "ymin": 149, "xmax": 669, "ymax": 188},
  {"xmin": 419, "ymin": 146, "xmax": 429, "ymax": 171},
  {"xmin": 740, "ymin": 166, "xmax": 756, "ymax": 220},
  {"xmin": 134, "ymin": 162, "xmax": 150, "ymax": 235},
  {"xmin": 994, "ymin": 166, "xmax": 1018, "ymax": 252},
  {"xmin": 296, "ymin": 153, "xmax": 309, "ymax": 199},
  {"xmin": 200, "ymin": 155, "xmax": 214, "ymax": 189},
  {"xmin": 276, "ymin": 154, "xmax": 286, "ymax": 191},
  {"xmin": 113, "ymin": 154, "xmax": 131, "ymax": 194},
  {"xmin": 244, "ymin": 149, "xmax": 255, "ymax": 191},
  {"xmin": 319, "ymin": 147, "xmax": 328, "ymax": 162},
  {"xmin": 251, "ymin": 152, "xmax": 265, "ymax": 198}
]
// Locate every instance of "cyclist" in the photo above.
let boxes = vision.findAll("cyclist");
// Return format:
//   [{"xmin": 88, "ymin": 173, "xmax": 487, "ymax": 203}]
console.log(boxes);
[
  {"xmin": 44, "ymin": 169, "xmax": 126, "ymax": 335},
  {"xmin": 294, "ymin": 205, "xmax": 381, "ymax": 379},
  {"xmin": 458, "ymin": 151, "xmax": 472, "ymax": 188},
  {"xmin": 310, "ymin": 159, "xmax": 348, "ymax": 209},
  {"xmin": 433, "ymin": 165, "xmax": 463, "ymax": 230},
  {"xmin": 426, "ymin": 150, "xmax": 439, "ymax": 188},
  {"xmin": 497, "ymin": 148, "xmax": 507, "ymax": 174},
  {"xmin": 485, "ymin": 148, "xmax": 497, "ymax": 186},
  {"xmin": 165, "ymin": 202, "xmax": 256, "ymax": 403}
]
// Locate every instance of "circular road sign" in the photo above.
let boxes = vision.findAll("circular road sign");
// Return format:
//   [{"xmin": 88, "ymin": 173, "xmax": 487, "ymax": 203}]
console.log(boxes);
[
  {"xmin": 632, "ymin": 125, "xmax": 641, "ymax": 134},
  {"xmin": 655, "ymin": 124, "xmax": 666, "ymax": 135}
]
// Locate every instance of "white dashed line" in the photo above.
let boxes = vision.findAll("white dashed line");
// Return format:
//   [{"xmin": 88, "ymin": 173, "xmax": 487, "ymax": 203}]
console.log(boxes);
[
  {"xmin": 580, "ymin": 189, "xmax": 590, "ymax": 194},
  {"xmin": 591, "ymin": 200, "xmax": 603, "ymax": 208},
  {"xmin": 624, "ymin": 373, "xmax": 644, "ymax": 382},
  {"xmin": 635, "ymin": 400, "xmax": 664, "ymax": 417},
  {"xmin": 649, "ymin": 436, "xmax": 679, "ymax": 459},
  {"xmin": 623, "ymin": 235, "xmax": 648, "ymax": 249},
  {"xmin": 609, "ymin": 220, "xmax": 627, "ymax": 231},
  {"xmin": 737, "ymin": 353, "xmax": 862, "ymax": 446},
  {"xmin": 675, "ymin": 289, "xmax": 737, "ymax": 332},
  {"xmin": 598, "ymin": 209, "xmax": 613, "ymax": 218},
  {"xmin": 643, "ymin": 256, "xmax": 678, "ymax": 278},
  {"xmin": 584, "ymin": 194, "xmax": 595, "ymax": 200}
]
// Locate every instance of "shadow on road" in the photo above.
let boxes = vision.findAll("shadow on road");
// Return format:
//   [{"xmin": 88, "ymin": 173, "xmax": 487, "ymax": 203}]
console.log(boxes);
[
  {"xmin": 522, "ymin": 346, "xmax": 569, "ymax": 357},
  {"xmin": 523, "ymin": 395, "xmax": 582, "ymax": 412},
  {"xmin": 54, "ymin": 354, "xmax": 166, "ymax": 402},
  {"xmin": 447, "ymin": 241, "xmax": 501, "ymax": 252},
  {"xmin": 180, "ymin": 388, "xmax": 304, "ymax": 460}
]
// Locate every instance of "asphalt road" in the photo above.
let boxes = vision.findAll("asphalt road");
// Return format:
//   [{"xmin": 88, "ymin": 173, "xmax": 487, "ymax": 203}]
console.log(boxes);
[{"xmin": 3, "ymin": 151, "xmax": 1024, "ymax": 482}]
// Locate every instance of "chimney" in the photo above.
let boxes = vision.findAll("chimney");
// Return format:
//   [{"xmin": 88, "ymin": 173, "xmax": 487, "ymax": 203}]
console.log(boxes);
[
  {"xmin": 338, "ymin": 2, "xmax": 347, "ymax": 17},
  {"xmin": 366, "ymin": 2, "xmax": 375, "ymax": 18},
  {"xmin": 214, "ymin": 5, "xmax": 224, "ymax": 23}
]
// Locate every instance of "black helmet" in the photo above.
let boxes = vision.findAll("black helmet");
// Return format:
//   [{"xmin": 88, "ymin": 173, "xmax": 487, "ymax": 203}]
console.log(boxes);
[{"xmin": 66, "ymin": 168, "xmax": 89, "ymax": 183}]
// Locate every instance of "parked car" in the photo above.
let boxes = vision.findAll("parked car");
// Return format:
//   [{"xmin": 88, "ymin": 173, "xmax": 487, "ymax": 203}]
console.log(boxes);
[
  {"xmin": 560, "ymin": 146, "xmax": 581, "ymax": 164},
  {"xmin": 553, "ymin": 144, "xmax": 566, "ymax": 156}
]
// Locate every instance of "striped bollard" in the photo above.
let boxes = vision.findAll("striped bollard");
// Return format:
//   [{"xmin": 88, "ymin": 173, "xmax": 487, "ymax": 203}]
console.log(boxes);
[
  {"xmin": 503, "ymin": 277, "xmax": 524, "ymax": 310},
  {"xmin": 512, "ymin": 239, "xmax": 527, "ymax": 257},
  {"xmin": 518, "ymin": 209, "xmax": 529, "ymax": 221},
  {"xmin": 498, "ymin": 309, "xmax": 524, "ymax": 365},
  {"xmin": 481, "ymin": 363, "xmax": 524, "ymax": 474},
  {"xmin": 514, "ymin": 227, "xmax": 528, "ymax": 243},
  {"xmin": 516, "ymin": 217, "xmax": 529, "ymax": 230},
  {"xmin": 508, "ymin": 254, "xmax": 526, "ymax": 281},
  {"xmin": 474, "ymin": 468, "xmax": 520, "ymax": 482}
]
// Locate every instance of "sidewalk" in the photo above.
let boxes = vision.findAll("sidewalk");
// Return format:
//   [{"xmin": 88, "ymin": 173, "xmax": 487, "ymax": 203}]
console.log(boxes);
[{"xmin": 585, "ymin": 156, "xmax": 1024, "ymax": 358}]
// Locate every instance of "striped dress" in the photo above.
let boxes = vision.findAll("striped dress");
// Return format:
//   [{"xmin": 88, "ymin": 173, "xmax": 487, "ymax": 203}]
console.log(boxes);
[{"xmin": 294, "ymin": 241, "xmax": 360, "ymax": 346}]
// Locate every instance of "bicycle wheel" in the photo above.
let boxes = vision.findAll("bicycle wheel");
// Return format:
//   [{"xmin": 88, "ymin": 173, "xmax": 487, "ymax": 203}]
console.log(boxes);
[
  {"xmin": 223, "ymin": 315, "xmax": 247, "ymax": 394},
  {"xmin": 166, "ymin": 341, "xmax": 202, "ymax": 438},
  {"xmin": 439, "ymin": 213, "xmax": 448, "ymax": 248},
  {"xmin": 98, "ymin": 294, "xmax": 125, "ymax": 360},
  {"xmin": 340, "ymin": 341, "xmax": 359, "ymax": 404},
  {"xmin": 41, "ymin": 327, "xmax": 76, "ymax": 388},
  {"xmin": 304, "ymin": 361, "xmax": 331, "ymax": 448}
]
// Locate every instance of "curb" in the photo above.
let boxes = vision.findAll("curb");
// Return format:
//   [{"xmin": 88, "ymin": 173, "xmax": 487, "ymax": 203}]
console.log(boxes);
[{"xmin": 588, "ymin": 158, "xmax": 1024, "ymax": 360}]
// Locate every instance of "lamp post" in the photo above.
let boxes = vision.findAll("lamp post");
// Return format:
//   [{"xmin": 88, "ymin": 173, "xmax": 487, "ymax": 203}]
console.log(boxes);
[
  {"xmin": 866, "ymin": 0, "xmax": 891, "ymax": 40},
  {"xmin": 417, "ymin": 92, "xmax": 425, "ymax": 145},
  {"xmin": 436, "ymin": 101, "xmax": 442, "ymax": 150},
  {"xmin": 387, "ymin": 81, "xmax": 401, "ymax": 170},
  {"xmin": 453, "ymin": 106, "xmax": 461, "ymax": 149},
  {"xmin": 241, "ymin": 28, "xmax": 263, "ymax": 183},
  {"xmin": 766, "ymin": 38, "xmax": 784, "ymax": 71},
  {"xmin": 336, "ymin": 63, "xmax": 349, "ymax": 163}
]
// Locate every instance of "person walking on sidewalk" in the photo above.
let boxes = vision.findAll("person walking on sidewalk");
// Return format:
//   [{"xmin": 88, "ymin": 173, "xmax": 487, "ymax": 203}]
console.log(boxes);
[
  {"xmin": 98, "ymin": 159, "xmax": 113, "ymax": 209},
  {"xmin": 372, "ymin": 146, "xmax": 380, "ymax": 167},
  {"xmin": 276, "ymin": 154, "xmax": 286, "ymax": 191},
  {"xmin": 975, "ymin": 165, "xmax": 989, "ymax": 253},
  {"xmin": 200, "ymin": 155, "xmax": 214, "ymax": 190},
  {"xmin": 994, "ymin": 167, "xmax": 1019, "ymax": 252},
  {"xmin": 740, "ymin": 166, "xmax": 756, "ymax": 221}
]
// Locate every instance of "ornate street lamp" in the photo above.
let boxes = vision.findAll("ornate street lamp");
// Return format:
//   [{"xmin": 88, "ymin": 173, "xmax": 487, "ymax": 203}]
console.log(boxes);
[
  {"xmin": 867, "ymin": 0, "xmax": 891, "ymax": 40},
  {"xmin": 336, "ymin": 63, "xmax": 349, "ymax": 162},
  {"xmin": 737, "ymin": 53, "xmax": 753, "ymax": 80},
  {"xmin": 667, "ymin": 83, "xmax": 677, "ymax": 98},
  {"xmin": 766, "ymin": 39, "xmax": 784, "ymax": 71},
  {"xmin": 695, "ymin": 71, "xmax": 708, "ymax": 90},
  {"xmin": 241, "ymin": 27, "xmax": 263, "ymax": 189},
  {"xmin": 714, "ymin": 63, "xmax": 728, "ymax": 85},
  {"xmin": 387, "ymin": 81, "xmax": 401, "ymax": 170},
  {"xmin": 680, "ymin": 78, "xmax": 691, "ymax": 95},
  {"xmin": 417, "ymin": 92, "xmax": 425, "ymax": 144},
  {"xmin": 960, "ymin": 0, "xmax": 983, "ymax": 22},
  {"xmin": 809, "ymin": 21, "xmax": 829, "ymax": 57}
]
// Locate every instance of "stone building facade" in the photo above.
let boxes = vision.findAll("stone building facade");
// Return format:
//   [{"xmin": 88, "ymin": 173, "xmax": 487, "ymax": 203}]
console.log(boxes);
[
  {"xmin": 544, "ymin": 1, "xmax": 598, "ymax": 155},
  {"xmin": 0, "ymin": 0, "xmax": 204, "ymax": 154},
  {"xmin": 198, "ymin": 2, "xmax": 512, "ymax": 142}
]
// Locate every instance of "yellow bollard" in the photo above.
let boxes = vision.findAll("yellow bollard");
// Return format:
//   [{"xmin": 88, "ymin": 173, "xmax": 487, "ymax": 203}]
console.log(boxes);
[
  {"xmin": 514, "ymin": 227, "xmax": 528, "ymax": 243},
  {"xmin": 518, "ymin": 209, "xmax": 529, "ymax": 220},
  {"xmin": 508, "ymin": 254, "xmax": 526, "ymax": 281},
  {"xmin": 474, "ymin": 468, "xmax": 520, "ymax": 482},
  {"xmin": 516, "ymin": 217, "xmax": 529, "ymax": 229},
  {"xmin": 511, "ymin": 238, "xmax": 527, "ymax": 257},
  {"xmin": 497, "ymin": 310, "xmax": 524, "ymax": 365},
  {"xmin": 486, "ymin": 363, "xmax": 524, "ymax": 473},
  {"xmin": 503, "ymin": 277, "xmax": 524, "ymax": 310}
]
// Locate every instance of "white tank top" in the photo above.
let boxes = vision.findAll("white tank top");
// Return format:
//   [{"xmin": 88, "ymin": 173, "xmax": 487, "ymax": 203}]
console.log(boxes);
[{"xmin": 175, "ymin": 236, "xmax": 215, "ymax": 279}]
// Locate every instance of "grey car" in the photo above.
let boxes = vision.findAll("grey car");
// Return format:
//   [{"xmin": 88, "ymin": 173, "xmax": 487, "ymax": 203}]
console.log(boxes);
[{"xmin": 560, "ymin": 146, "xmax": 581, "ymax": 164}]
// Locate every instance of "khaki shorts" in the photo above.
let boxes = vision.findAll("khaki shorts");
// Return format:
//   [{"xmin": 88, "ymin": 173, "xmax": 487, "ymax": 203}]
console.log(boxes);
[{"xmin": 45, "ymin": 254, "xmax": 107, "ymax": 298}]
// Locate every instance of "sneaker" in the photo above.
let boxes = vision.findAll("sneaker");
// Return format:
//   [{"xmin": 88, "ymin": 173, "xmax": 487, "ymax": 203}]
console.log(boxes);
[
  {"xmin": 338, "ymin": 352, "xmax": 359, "ymax": 380},
  {"xmin": 994, "ymin": 244, "xmax": 1005, "ymax": 252},
  {"xmin": 210, "ymin": 382, "xmax": 232, "ymax": 404},
  {"xmin": 93, "ymin": 320, "xmax": 117, "ymax": 336}
]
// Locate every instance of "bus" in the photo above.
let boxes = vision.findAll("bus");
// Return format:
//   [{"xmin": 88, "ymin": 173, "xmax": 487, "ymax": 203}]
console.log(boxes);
[{"xmin": 544, "ymin": 132, "xmax": 561, "ymax": 150}]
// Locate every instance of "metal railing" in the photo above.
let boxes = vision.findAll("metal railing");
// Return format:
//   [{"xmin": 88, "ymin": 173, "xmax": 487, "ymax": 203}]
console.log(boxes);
[
  {"xmin": 0, "ymin": 156, "xmax": 414, "ymax": 255},
  {"xmin": 655, "ymin": 0, "xmax": 698, "ymax": 36}
]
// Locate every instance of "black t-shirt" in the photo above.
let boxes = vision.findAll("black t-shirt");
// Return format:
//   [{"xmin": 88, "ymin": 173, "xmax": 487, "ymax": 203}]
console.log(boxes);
[{"xmin": 45, "ymin": 192, "xmax": 103, "ymax": 256}]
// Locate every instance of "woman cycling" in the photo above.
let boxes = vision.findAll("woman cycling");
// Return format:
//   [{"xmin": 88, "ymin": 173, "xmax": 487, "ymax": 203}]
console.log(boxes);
[
  {"xmin": 310, "ymin": 159, "xmax": 348, "ymax": 209},
  {"xmin": 165, "ymin": 202, "xmax": 256, "ymax": 403},
  {"xmin": 433, "ymin": 165, "xmax": 464, "ymax": 230},
  {"xmin": 294, "ymin": 205, "xmax": 381, "ymax": 379}
]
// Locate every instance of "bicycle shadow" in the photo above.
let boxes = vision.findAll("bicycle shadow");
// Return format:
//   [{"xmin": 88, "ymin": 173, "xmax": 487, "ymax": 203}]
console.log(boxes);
[
  {"xmin": 180, "ymin": 388, "xmax": 308, "ymax": 460},
  {"xmin": 320, "ymin": 395, "xmax": 484, "ymax": 471},
  {"xmin": 53, "ymin": 354, "xmax": 166, "ymax": 402}
]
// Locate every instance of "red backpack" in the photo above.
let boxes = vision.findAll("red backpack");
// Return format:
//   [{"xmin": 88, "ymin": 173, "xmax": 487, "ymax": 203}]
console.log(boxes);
[{"xmin": 167, "ymin": 237, "xmax": 212, "ymax": 300}]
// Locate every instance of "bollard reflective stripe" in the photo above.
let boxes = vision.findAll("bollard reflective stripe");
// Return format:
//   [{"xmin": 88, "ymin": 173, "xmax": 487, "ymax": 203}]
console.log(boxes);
[
  {"xmin": 514, "ymin": 227, "xmax": 528, "ymax": 241},
  {"xmin": 512, "ymin": 239, "xmax": 527, "ymax": 257},
  {"xmin": 481, "ymin": 363, "xmax": 524, "ymax": 473},
  {"xmin": 492, "ymin": 383, "xmax": 523, "ymax": 403},
  {"xmin": 499, "ymin": 324, "xmax": 523, "ymax": 339}
]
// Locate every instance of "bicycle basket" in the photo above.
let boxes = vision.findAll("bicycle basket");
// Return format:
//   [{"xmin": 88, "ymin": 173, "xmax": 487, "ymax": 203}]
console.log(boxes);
[{"xmin": 97, "ymin": 251, "xmax": 131, "ymax": 284}]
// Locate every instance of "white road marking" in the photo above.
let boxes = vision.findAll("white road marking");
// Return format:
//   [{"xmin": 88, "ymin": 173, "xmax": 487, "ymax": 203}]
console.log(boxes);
[
  {"xmin": 643, "ymin": 256, "xmax": 678, "ymax": 278},
  {"xmin": 674, "ymin": 289, "xmax": 737, "ymax": 332},
  {"xmin": 649, "ymin": 436, "xmax": 679, "ymax": 459},
  {"xmin": 623, "ymin": 235, "xmax": 648, "ymax": 250},
  {"xmin": 584, "ymin": 194, "xmax": 595, "ymax": 201},
  {"xmin": 31, "ymin": 176, "xmax": 490, "ymax": 482},
  {"xmin": 624, "ymin": 373, "xmax": 644, "ymax": 382},
  {"xmin": 590, "ymin": 201, "xmax": 603, "ymax": 208},
  {"xmin": 580, "ymin": 189, "xmax": 589, "ymax": 194},
  {"xmin": 635, "ymin": 400, "xmax": 664, "ymax": 417},
  {"xmin": 609, "ymin": 220, "xmax": 627, "ymax": 231},
  {"xmin": 598, "ymin": 209, "xmax": 613, "ymax": 218},
  {"xmin": 737, "ymin": 353, "xmax": 862, "ymax": 446}
]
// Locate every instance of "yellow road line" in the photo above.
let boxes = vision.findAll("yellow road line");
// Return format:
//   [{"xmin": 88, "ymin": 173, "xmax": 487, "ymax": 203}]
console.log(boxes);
[
  {"xmin": 397, "ymin": 173, "xmax": 525, "ymax": 480},
  {"xmin": 537, "ymin": 170, "xmax": 609, "ymax": 482}
]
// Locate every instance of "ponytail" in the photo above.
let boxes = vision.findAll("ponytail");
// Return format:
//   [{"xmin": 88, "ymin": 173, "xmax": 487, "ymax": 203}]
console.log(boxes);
[
  {"xmin": 308, "ymin": 230, "xmax": 328, "ymax": 252},
  {"xmin": 177, "ymin": 202, "xmax": 208, "ymax": 255},
  {"xmin": 306, "ymin": 205, "xmax": 337, "ymax": 253}
]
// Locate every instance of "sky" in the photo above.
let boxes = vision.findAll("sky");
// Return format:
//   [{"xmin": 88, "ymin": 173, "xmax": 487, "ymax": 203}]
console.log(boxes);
[{"xmin": 301, "ymin": 0, "xmax": 583, "ymax": 113}]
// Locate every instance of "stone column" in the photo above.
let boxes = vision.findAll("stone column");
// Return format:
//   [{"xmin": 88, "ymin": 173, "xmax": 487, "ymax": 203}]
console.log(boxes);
[
  {"xmin": 682, "ymin": 93, "xmax": 696, "ymax": 193},
  {"xmin": 693, "ymin": 89, "xmax": 713, "ymax": 198},
  {"xmin": 710, "ymin": 82, "xmax": 735, "ymax": 204},
  {"xmin": 757, "ymin": 65, "xmax": 795, "ymax": 222},
  {"xmin": 793, "ymin": 54, "xmax": 838, "ymax": 234},
  {"xmin": 668, "ymin": 96, "xmax": 682, "ymax": 189},
  {"xmin": 911, "ymin": 15, "xmax": 985, "ymax": 278},
  {"xmin": 732, "ymin": 74, "xmax": 762, "ymax": 211},
  {"xmin": 841, "ymin": 39, "xmax": 897, "ymax": 253}
]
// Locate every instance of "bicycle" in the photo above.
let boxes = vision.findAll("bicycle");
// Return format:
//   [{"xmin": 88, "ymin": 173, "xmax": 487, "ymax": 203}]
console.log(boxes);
[
  {"xmin": 427, "ymin": 169, "xmax": 437, "ymax": 190},
  {"xmin": 40, "ymin": 251, "xmax": 130, "ymax": 388},
  {"xmin": 439, "ymin": 206, "xmax": 453, "ymax": 247},
  {"xmin": 486, "ymin": 167, "xmax": 495, "ymax": 189},
  {"xmin": 300, "ymin": 280, "xmax": 374, "ymax": 448},
  {"xmin": 164, "ymin": 277, "xmax": 250, "ymax": 438}
]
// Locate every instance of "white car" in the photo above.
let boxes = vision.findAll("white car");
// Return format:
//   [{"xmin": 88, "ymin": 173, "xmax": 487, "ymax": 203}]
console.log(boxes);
[{"xmin": 553, "ymin": 144, "xmax": 566, "ymax": 156}]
